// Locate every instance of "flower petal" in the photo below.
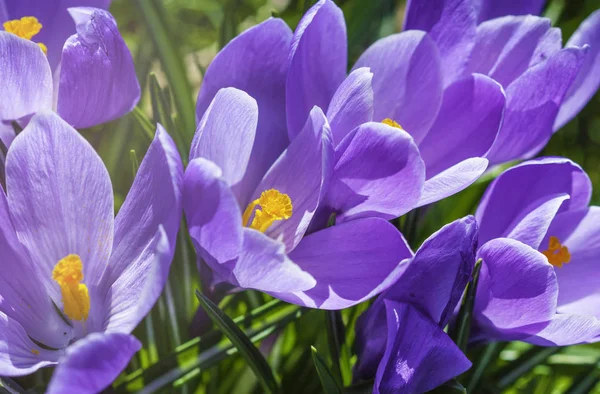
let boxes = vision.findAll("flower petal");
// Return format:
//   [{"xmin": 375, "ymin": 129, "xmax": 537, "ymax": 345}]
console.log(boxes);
[
  {"xmin": 191, "ymin": 88, "xmax": 259, "ymax": 205},
  {"xmin": 57, "ymin": 7, "xmax": 140, "ymax": 129},
  {"xmin": 374, "ymin": 301, "xmax": 472, "ymax": 394},
  {"xmin": 475, "ymin": 238, "xmax": 558, "ymax": 336},
  {"xmin": 0, "ymin": 32, "xmax": 52, "ymax": 121},
  {"xmin": 279, "ymin": 218, "xmax": 413, "ymax": 309},
  {"xmin": 195, "ymin": 18, "xmax": 291, "ymax": 201},
  {"xmin": 325, "ymin": 121, "xmax": 425, "ymax": 222},
  {"xmin": 403, "ymin": 0, "xmax": 477, "ymax": 85},
  {"xmin": 418, "ymin": 73, "xmax": 505, "ymax": 178},
  {"xmin": 326, "ymin": 67, "xmax": 374, "ymax": 145},
  {"xmin": 46, "ymin": 332, "xmax": 140, "ymax": 394},
  {"xmin": 475, "ymin": 0, "xmax": 547, "ymax": 23},
  {"xmin": 522, "ymin": 314, "xmax": 600, "ymax": 346},
  {"xmin": 286, "ymin": 0, "xmax": 347, "ymax": 140},
  {"xmin": 353, "ymin": 30, "xmax": 443, "ymax": 144},
  {"xmin": 486, "ymin": 47, "xmax": 588, "ymax": 164},
  {"xmin": 554, "ymin": 10, "xmax": 600, "ymax": 130}
]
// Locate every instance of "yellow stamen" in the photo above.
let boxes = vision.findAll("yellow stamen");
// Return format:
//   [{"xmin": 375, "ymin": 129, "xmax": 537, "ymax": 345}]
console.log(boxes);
[
  {"xmin": 382, "ymin": 118, "xmax": 404, "ymax": 130},
  {"xmin": 3, "ymin": 16, "xmax": 46, "ymax": 54},
  {"xmin": 31, "ymin": 349, "xmax": 40, "ymax": 355},
  {"xmin": 242, "ymin": 189, "xmax": 293, "ymax": 232},
  {"xmin": 541, "ymin": 236, "xmax": 571, "ymax": 268},
  {"xmin": 37, "ymin": 42, "xmax": 47, "ymax": 54},
  {"xmin": 52, "ymin": 255, "xmax": 90, "ymax": 321}
]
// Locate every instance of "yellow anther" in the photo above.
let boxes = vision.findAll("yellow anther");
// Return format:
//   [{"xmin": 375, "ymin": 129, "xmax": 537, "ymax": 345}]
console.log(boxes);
[
  {"xmin": 382, "ymin": 118, "xmax": 404, "ymax": 130},
  {"xmin": 3, "ymin": 17, "xmax": 46, "ymax": 54},
  {"xmin": 31, "ymin": 349, "xmax": 40, "ymax": 355},
  {"xmin": 37, "ymin": 42, "xmax": 47, "ymax": 54},
  {"xmin": 242, "ymin": 189, "xmax": 293, "ymax": 232},
  {"xmin": 52, "ymin": 255, "xmax": 90, "ymax": 321},
  {"xmin": 541, "ymin": 236, "xmax": 571, "ymax": 268}
]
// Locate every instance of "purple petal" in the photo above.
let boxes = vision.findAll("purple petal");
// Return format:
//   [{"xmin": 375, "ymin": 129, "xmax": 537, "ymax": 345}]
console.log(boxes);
[
  {"xmin": 555, "ymin": 10, "xmax": 600, "ymax": 130},
  {"xmin": 325, "ymin": 121, "xmax": 425, "ymax": 222},
  {"xmin": 374, "ymin": 301, "xmax": 472, "ymax": 394},
  {"xmin": 476, "ymin": 157, "xmax": 592, "ymax": 247},
  {"xmin": 191, "ymin": 87, "xmax": 259, "ymax": 205},
  {"xmin": 468, "ymin": 15, "xmax": 561, "ymax": 88},
  {"xmin": 475, "ymin": 238, "xmax": 558, "ymax": 336},
  {"xmin": 403, "ymin": 0, "xmax": 477, "ymax": 85},
  {"xmin": 57, "ymin": 7, "xmax": 140, "ymax": 129},
  {"xmin": 417, "ymin": 157, "xmax": 489, "ymax": 207},
  {"xmin": 4, "ymin": 0, "xmax": 111, "ymax": 71},
  {"xmin": 326, "ymin": 67, "xmax": 374, "ymax": 145},
  {"xmin": 0, "ymin": 32, "xmax": 52, "ymax": 121},
  {"xmin": 250, "ymin": 107, "xmax": 334, "ymax": 252},
  {"xmin": 46, "ymin": 332, "xmax": 140, "ymax": 394},
  {"xmin": 286, "ymin": 0, "xmax": 347, "ymax": 140},
  {"xmin": 486, "ymin": 47, "xmax": 588, "ymax": 164},
  {"xmin": 418, "ymin": 73, "xmax": 505, "ymax": 178},
  {"xmin": 6, "ymin": 111, "xmax": 114, "ymax": 291},
  {"xmin": 353, "ymin": 30, "xmax": 443, "ymax": 144},
  {"xmin": 475, "ymin": 0, "xmax": 547, "ymax": 23},
  {"xmin": 279, "ymin": 218, "xmax": 413, "ymax": 309},
  {"xmin": 195, "ymin": 18, "xmax": 291, "ymax": 201},
  {"xmin": 522, "ymin": 314, "xmax": 600, "ymax": 346},
  {"xmin": 0, "ymin": 121, "xmax": 15, "ymax": 148}
]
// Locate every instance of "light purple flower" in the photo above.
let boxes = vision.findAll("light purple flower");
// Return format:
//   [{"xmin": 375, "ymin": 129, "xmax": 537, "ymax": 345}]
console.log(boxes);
[
  {"xmin": 0, "ymin": 111, "xmax": 183, "ymax": 393},
  {"xmin": 0, "ymin": 3, "xmax": 139, "ymax": 147},
  {"xmin": 473, "ymin": 157, "xmax": 600, "ymax": 345},
  {"xmin": 354, "ymin": 216, "xmax": 477, "ymax": 394},
  {"xmin": 185, "ymin": 87, "xmax": 423, "ymax": 309}
]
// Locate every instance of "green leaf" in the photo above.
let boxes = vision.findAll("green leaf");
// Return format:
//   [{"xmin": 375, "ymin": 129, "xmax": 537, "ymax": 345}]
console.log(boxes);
[
  {"xmin": 130, "ymin": 107, "xmax": 155, "ymax": 142},
  {"xmin": 311, "ymin": 346, "xmax": 343, "ymax": 394},
  {"xmin": 465, "ymin": 342, "xmax": 506, "ymax": 393},
  {"xmin": 196, "ymin": 290, "xmax": 281, "ymax": 394},
  {"xmin": 427, "ymin": 379, "xmax": 467, "ymax": 394},
  {"xmin": 450, "ymin": 258, "xmax": 482, "ymax": 351},
  {"xmin": 493, "ymin": 346, "xmax": 562, "ymax": 390},
  {"xmin": 325, "ymin": 310, "xmax": 345, "ymax": 385},
  {"xmin": 563, "ymin": 357, "xmax": 600, "ymax": 394}
]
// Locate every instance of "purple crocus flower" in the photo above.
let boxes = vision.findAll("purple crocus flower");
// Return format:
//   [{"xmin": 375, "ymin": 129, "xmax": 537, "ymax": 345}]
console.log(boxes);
[
  {"xmin": 369, "ymin": 0, "xmax": 600, "ymax": 168},
  {"xmin": 472, "ymin": 157, "xmax": 600, "ymax": 345},
  {"xmin": 0, "ymin": 3, "xmax": 139, "ymax": 147},
  {"xmin": 185, "ymin": 86, "xmax": 424, "ymax": 309},
  {"xmin": 0, "ymin": 111, "xmax": 182, "ymax": 393},
  {"xmin": 354, "ymin": 216, "xmax": 477, "ymax": 394}
]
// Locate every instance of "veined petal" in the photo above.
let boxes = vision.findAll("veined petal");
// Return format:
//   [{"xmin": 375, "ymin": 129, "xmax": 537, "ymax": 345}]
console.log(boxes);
[
  {"xmin": 46, "ymin": 332, "xmax": 140, "ymax": 394},
  {"xmin": 0, "ymin": 121, "xmax": 15, "ymax": 148},
  {"xmin": 286, "ymin": 0, "xmax": 347, "ymax": 140},
  {"xmin": 57, "ymin": 7, "xmax": 140, "ymax": 129},
  {"xmin": 522, "ymin": 314, "xmax": 600, "ymax": 346},
  {"xmin": 475, "ymin": 0, "xmax": 547, "ymax": 23},
  {"xmin": 353, "ymin": 31, "xmax": 443, "ymax": 144}
]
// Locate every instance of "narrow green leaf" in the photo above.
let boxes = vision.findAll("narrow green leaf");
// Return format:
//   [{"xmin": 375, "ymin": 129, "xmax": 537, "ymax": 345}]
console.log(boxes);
[
  {"xmin": 563, "ymin": 357, "xmax": 600, "ymax": 394},
  {"xmin": 493, "ymin": 346, "xmax": 562, "ymax": 389},
  {"xmin": 130, "ymin": 107, "xmax": 155, "ymax": 142},
  {"xmin": 129, "ymin": 150, "xmax": 139, "ymax": 175},
  {"xmin": 325, "ymin": 310, "xmax": 344, "ymax": 386},
  {"xmin": 195, "ymin": 290, "xmax": 280, "ymax": 394},
  {"xmin": 427, "ymin": 379, "xmax": 467, "ymax": 394},
  {"xmin": 450, "ymin": 258, "xmax": 482, "ymax": 351},
  {"xmin": 311, "ymin": 346, "xmax": 342, "ymax": 394},
  {"xmin": 465, "ymin": 342, "xmax": 505, "ymax": 393},
  {"xmin": 344, "ymin": 380, "xmax": 373, "ymax": 394}
]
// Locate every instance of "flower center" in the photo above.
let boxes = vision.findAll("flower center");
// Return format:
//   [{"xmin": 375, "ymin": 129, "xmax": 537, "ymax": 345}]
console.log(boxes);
[
  {"xmin": 52, "ymin": 254, "xmax": 90, "ymax": 321},
  {"xmin": 382, "ymin": 118, "xmax": 404, "ymax": 130},
  {"xmin": 541, "ymin": 236, "xmax": 571, "ymax": 268},
  {"xmin": 242, "ymin": 189, "xmax": 293, "ymax": 232},
  {"xmin": 3, "ymin": 16, "xmax": 47, "ymax": 54}
]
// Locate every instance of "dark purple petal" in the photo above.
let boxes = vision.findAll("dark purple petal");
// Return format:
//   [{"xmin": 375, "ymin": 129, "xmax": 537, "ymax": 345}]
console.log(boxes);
[
  {"xmin": 486, "ymin": 47, "xmax": 588, "ymax": 164},
  {"xmin": 475, "ymin": 0, "xmax": 546, "ymax": 23},
  {"xmin": 191, "ymin": 87, "xmax": 259, "ymax": 205},
  {"xmin": 286, "ymin": 0, "xmax": 347, "ymax": 140},
  {"xmin": 475, "ymin": 238, "xmax": 558, "ymax": 336},
  {"xmin": 0, "ymin": 122, "xmax": 15, "ymax": 148},
  {"xmin": 353, "ymin": 31, "xmax": 443, "ymax": 144},
  {"xmin": 326, "ymin": 67, "xmax": 374, "ymax": 145},
  {"xmin": 0, "ymin": 32, "xmax": 52, "ymax": 121},
  {"xmin": 403, "ymin": 0, "xmax": 477, "ymax": 84},
  {"xmin": 57, "ymin": 7, "xmax": 140, "ymax": 128},
  {"xmin": 418, "ymin": 73, "xmax": 504, "ymax": 178},
  {"xmin": 250, "ymin": 107, "xmax": 334, "ymax": 252},
  {"xmin": 374, "ymin": 301, "xmax": 471, "ymax": 394},
  {"xmin": 476, "ymin": 157, "xmax": 591, "ymax": 247},
  {"xmin": 46, "ymin": 332, "xmax": 140, "ymax": 394},
  {"xmin": 279, "ymin": 218, "xmax": 413, "ymax": 309},
  {"xmin": 467, "ymin": 15, "xmax": 561, "ymax": 87},
  {"xmin": 555, "ymin": 10, "xmax": 600, "ymax": 130},
  {"xmin": 325, "ymin": 121, "xmax": 425, "ymax": 222},
  {"xmin": 196, "ymin": 18, "xmax": 291, "ymax": 200}
]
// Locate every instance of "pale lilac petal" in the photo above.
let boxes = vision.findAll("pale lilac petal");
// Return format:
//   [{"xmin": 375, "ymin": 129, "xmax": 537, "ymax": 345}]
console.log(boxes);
[
  {"xmin": 523, "ymin": 314, "xmax": 600, "ymax": 346},
  {"xmin": 46, "ymin": 332, "xmax": 140, "ymax": 394},
  {"xmin": 475, "ymin": 0, "xmax": 546, "ymax": 23},
  {"xmin": 353, "ymin": 31, "xmax": 443, "ymax": 144},
  {"xmin": 555, "ymin": 10, "xmax": 600, "ymax": 130},
  {"xmin": 286, "ymin": 0, "xmax": 347, "ymax": 139},
  {"xmin": 57, "ymin": 7, "xmax": 140, "ymax": 128},
  {"xmin": 0, "ymin": 32, "xmax": 52, "ymax": 120}
]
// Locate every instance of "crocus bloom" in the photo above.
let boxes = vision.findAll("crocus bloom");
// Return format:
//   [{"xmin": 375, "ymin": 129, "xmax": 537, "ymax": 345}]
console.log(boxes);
[
  {"xmin": 354, "ymin": 216, "xmax": 477, "ymax": 394},
  {"xmin": 473, "ymin": 157, "xmax": 600, "ymax": 345},
  {"xmin": 185, "ymin": 87, "xmax": 423, "ymax": 309},
  {"xmin": 0, "ymin": 3, "xmax": 139, "ymax": 147},
  {"xmin": 0, "ymin": 111, "xmax": 182, "ymax": 393},
  {"xmin": 371, "ymin": 0, "xmax": 600, "ymax": 167}
]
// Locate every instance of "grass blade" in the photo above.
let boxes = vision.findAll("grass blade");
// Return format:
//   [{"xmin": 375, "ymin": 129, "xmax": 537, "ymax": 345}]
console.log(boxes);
[
  {"xmin": 311, "ymin": 346, "xmax": 342, "ymax": 394},
  {"xmin": 450, "ymin": 258, "xmax": 482, "ymax": 351}
]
